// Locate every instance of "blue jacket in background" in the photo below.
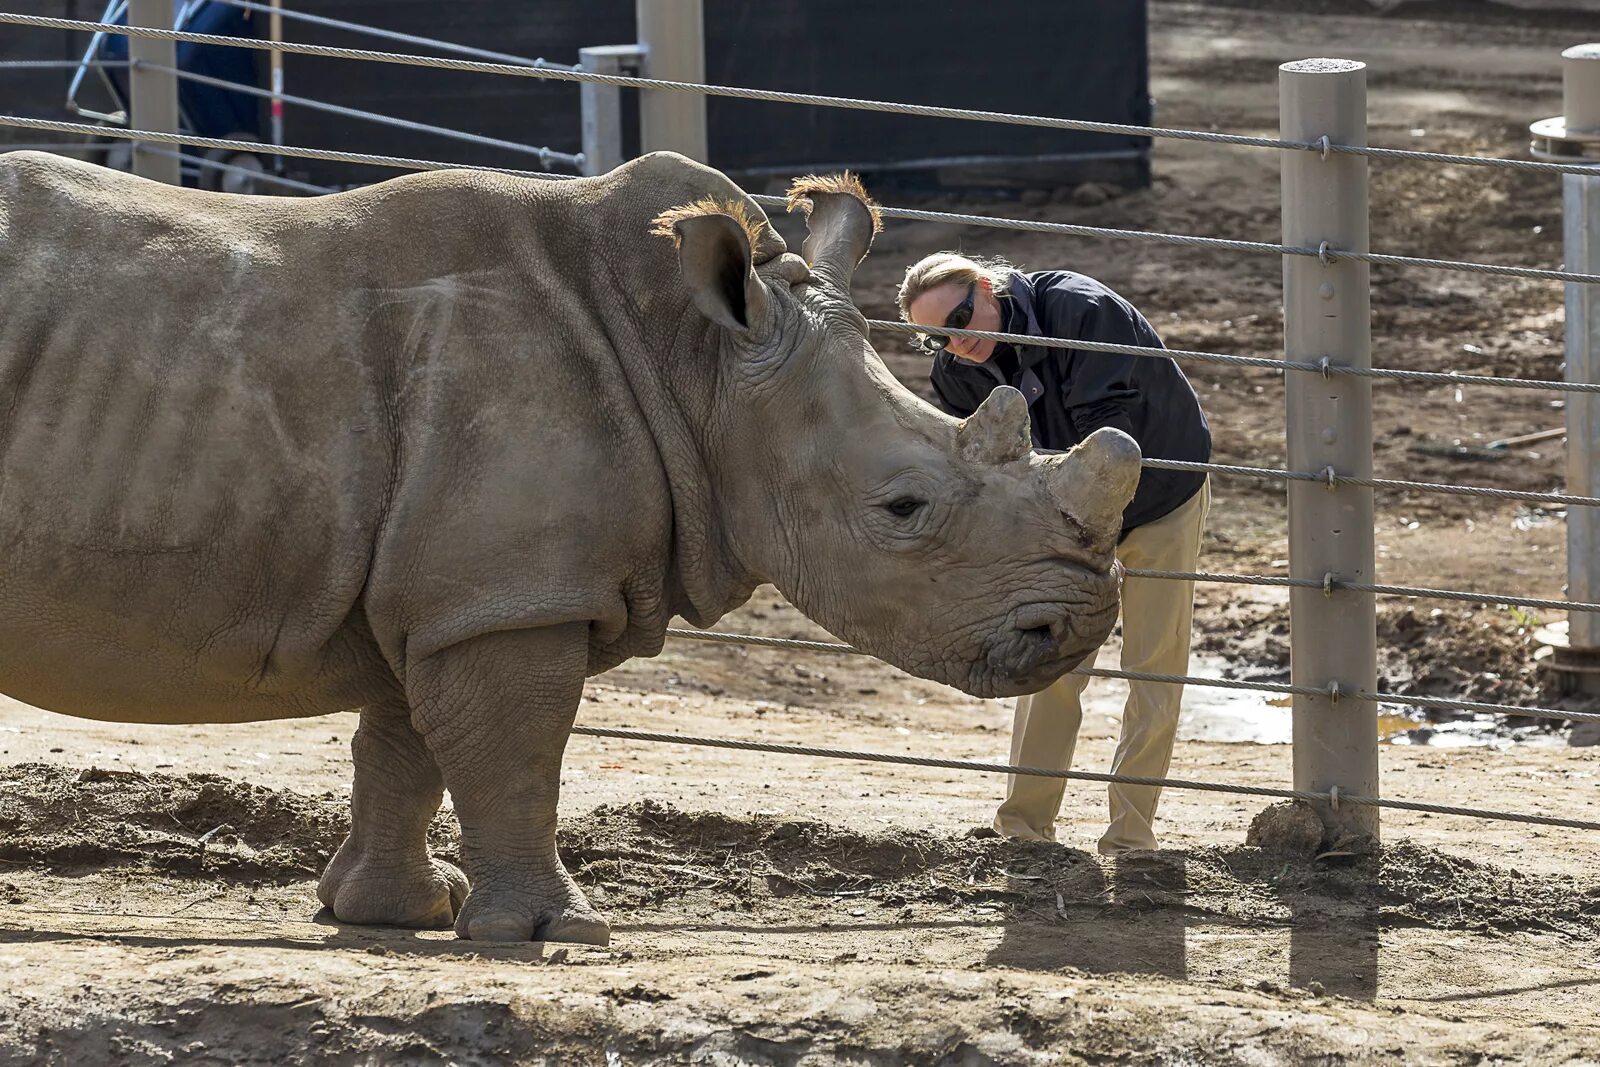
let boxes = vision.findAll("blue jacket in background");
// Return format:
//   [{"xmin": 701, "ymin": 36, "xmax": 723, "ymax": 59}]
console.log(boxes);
[{"xmin": 928, "ymin": 270, "xmax": 1211, "ymax": 536}]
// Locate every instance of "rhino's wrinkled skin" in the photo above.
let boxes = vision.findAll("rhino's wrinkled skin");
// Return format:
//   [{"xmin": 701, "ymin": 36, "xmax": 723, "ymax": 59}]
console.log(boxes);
[{"xmin": 0, "ymin": 150, "xmax": 1139, "ymax": 943}]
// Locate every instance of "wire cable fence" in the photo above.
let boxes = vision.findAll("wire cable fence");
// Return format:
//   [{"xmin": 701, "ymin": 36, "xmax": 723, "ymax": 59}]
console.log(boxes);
[
  {"xmin": 570, "ymin": 727, "xmax": 1600, "ymax": 832},
  {"xmin": 1142, "ymin": 457, "xmax": 1597, "ymax": 509},
  {"xmin": 0, "ymin": 57, "xmax": 128, "ymax": 69},
  {"xmin": 5, "ymin": 10, "xmax": 1600, "ymax": 179},
  {"xmin": 1, "ymin": 21, "xmax": 1591, "ymax": 843},
  {"xmin": 0, "ymin": 8, "xmax": 1590, "ymax": 282},
  {"xmin": 3, "ymin": 127, "xmax": 1591, "ymax": 634},
  {"xmin": 4, "ymin": 113, "xmax": 1592, "ymax": 296},
  {"xmin": 867, "ymin": 321, "xmax": 1598, "ymax": 395},
  {"xmin": 207, "ymin": 0, "xmax": 578, "ymax": 70},
  {"xmin": 748, "ymin": 195, "xmax": 1600, "ymax": 285},
  {"xmin": 659, "ymin": 628, "xmax": 1600, "ymax": 727},
  {"xmin": 137, "ymin": 60, "xmax": 582, "ymax": 170},
  {"xmin": 1123, "ymin": 567, "xmax": 1600, "ymax": 615},
  {"xmin": 0, "ymin": 114, "xmax": 559, "ymax": 180}
]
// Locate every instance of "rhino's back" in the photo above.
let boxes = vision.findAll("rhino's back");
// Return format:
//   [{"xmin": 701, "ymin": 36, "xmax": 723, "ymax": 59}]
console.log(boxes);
[{"xmin": 0, "ymin": 152, "xmax": 401, "ymax": 720}]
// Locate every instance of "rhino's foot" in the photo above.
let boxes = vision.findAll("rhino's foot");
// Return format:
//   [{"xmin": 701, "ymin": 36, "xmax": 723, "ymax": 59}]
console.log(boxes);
[
  {"xmin": 318, "ymin": 848, "xmax": 469, "ymax": 929},
  {"xmin": 455, "ymin": 882, "xmax": 611, "ymax": 945}
]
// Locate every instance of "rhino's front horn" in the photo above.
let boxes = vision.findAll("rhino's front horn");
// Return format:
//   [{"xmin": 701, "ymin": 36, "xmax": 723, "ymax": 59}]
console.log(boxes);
[
  {"xmin": 786, "ymin": 173, "xmax": 882, "ymax": 292},
  {"xmin": 1046, "ymin": 427, "xmax": 1143, "ymax": 554},
  {"xmin": 958, "ymin": 386, "xmax": 1033, "ymax": 466}
]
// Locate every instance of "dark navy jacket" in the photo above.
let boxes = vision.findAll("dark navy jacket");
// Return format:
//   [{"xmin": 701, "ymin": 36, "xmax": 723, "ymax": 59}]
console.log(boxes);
[{"xmin": 929, "ymin": 271, "xmax": 1211, "ymax": 536}]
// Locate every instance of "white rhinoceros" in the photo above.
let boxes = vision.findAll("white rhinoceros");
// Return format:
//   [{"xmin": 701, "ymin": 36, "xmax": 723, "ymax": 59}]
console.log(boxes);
[{"xmin": 0, "ymin": 150, "xmax": 1139, "ymax": 944}]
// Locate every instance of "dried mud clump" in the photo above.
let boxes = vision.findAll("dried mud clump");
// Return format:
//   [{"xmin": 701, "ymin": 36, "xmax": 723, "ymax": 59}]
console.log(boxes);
[{"xmin": 1245, "ymin": 801, "xmax": 1326, "ymax": 856}]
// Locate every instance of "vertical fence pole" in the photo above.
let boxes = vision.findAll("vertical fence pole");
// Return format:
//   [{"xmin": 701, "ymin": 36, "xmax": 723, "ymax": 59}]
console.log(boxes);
[
  {"xmin": 1558, "ymin": 47, "xmax": 1600, "ymax": 691},
  {"xmin": 128, "ymin": 0, "xmax": 180, "ymax": 184},
  {"xmin": 1564, "ymin": 179, "xmax": 1600, "ymax": 686},
  {"xmin": 269, "ymin": 0, "xmax": 285, "ymax": 173},
  {"xmin": 580, "ymin": 45, "xmax": 643, "ymax": 176},
  {"xmin": 1280, "ymin": 59, "xmax": 1379, "ymax": 841},
  {"xmin": 635, "ymin": 0, "xmax": 707, "ymax": 161}
]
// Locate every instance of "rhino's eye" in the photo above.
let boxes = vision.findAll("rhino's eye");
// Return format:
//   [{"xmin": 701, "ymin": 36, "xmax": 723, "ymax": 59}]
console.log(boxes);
[{"xmin": 883, "ymin": 497, "xmax": 927, "ymax": 519}]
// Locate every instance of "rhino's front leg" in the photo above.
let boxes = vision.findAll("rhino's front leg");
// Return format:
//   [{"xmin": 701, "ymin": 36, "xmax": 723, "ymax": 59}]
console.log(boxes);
[
  {"xmin": 318, "ymin": 699, "xmax": 469, "ymax": 928},
  {"xmin": 409, "ymin": 623, "xmax": 609, "ymax": 945}
]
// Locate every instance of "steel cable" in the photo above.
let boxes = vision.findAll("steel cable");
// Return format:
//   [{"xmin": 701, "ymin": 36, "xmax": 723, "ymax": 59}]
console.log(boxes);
[
  {"xmin": 139, "ymin": 60, "xmax": 581, "ymax": 169},
  {"xmin": 1141, "ymin": 458, "xmax": 1599, "ymax": 509},
  {"xmin": 0, "ymin": 114, "xmax": 562, "ymax": 179},
  {"xmin": 754, "ymin": 197, "xmax": 1600, "ymax": 285},
  {"xmin": 868, "ymin": 321, "xmax": 1600, "ymax": 396},
  {"xmin": 571, "ymin": 726, "xmax": 1600, "ymax": 831},
  {"xmin": 1123, "ymin": 567, "xmax": 1600, "ymax": 616},
  {"xmin": 661, "ymin": 628, "xmax": 1600, "ymax": 725},
  {"xmin": 205, "ymin": 0, "xmax": 577, "ymax": 70},
  {"xmin": 134, "ymin": 143, "xmax": 333, "ymax": 193}
]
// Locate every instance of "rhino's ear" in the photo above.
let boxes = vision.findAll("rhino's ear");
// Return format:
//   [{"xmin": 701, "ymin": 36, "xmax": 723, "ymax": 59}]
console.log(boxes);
[
  {"xmin": 786, "ymin": 173, "xmax": 882, "ymax": 293},
  {"xmin": 670, "ymin": 213, "xmax": 772, "ymax": 335}
]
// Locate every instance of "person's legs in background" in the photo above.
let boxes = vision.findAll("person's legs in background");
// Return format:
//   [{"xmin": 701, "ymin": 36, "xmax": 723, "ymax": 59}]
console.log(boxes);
[
  {"xmin": 1098, "ymin": 479, "xmax": 1210, "ymax": 854},
  {"xmin": 992, "ymin": 669, "xmax": 1092, "ymax": 841}
]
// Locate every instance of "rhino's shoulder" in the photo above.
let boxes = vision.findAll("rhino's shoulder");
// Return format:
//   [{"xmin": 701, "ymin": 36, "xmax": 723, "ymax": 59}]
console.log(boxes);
[
  {"xmin": 0, "ymin": 149, "xmax": 129, "ymax": 203},
  {"xmin": 602, "ymin": 151, "xmax": 747, "ymax": 206}
]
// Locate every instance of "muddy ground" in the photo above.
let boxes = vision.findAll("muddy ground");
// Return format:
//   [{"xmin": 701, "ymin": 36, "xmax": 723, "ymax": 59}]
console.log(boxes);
[{"xmin": 5, "ymin": 1, "xmax": 1600, "ymax": 1064}]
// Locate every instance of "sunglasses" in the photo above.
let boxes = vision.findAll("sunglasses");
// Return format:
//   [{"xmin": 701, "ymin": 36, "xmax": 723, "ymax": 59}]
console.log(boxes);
[{"xmin": 918, "ymin": 282, "xmax": 976, "ymax": 353}]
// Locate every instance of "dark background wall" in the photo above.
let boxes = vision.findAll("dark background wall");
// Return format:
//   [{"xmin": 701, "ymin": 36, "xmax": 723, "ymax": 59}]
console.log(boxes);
[{"xmin": 2, "ymin": 1, "xmax": 1151, "ymax": 190}]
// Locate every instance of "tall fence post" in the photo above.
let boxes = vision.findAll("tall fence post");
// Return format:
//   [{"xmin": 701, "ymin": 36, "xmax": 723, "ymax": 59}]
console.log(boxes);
[
  {"xmin": 127, "ymin": 0, "xmax": 180, "ymax": 184},
  {"xmin": 635, "ymin": 0, "xmax": 707, "ymax": 161},
  {"xmin": 269, "ymin": 0, "xmax": 285, "ymax": 173},
  {"xmin": 580, "ymin": 45, "xmax": 645, "ymax": 176},
  {"xmin": 1280, "ymin": 59, "xmax": 1379, "ymax": 841},
  {"xmin": 1530, "ymin": 46, "xmax": 1600, "ymax": 692}
]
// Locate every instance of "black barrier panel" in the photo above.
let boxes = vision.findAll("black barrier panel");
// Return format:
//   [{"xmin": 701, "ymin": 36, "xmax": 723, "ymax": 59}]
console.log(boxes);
[{"xmin": 1, "ymin": 1, "xmax": 1152, "ymax": 189}]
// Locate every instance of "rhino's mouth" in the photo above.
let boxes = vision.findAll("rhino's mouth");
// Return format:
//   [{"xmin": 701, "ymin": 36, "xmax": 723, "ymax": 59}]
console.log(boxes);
[{"xmin": 980, "ymin": 588, "xmax": 1121, "ymax": 696}]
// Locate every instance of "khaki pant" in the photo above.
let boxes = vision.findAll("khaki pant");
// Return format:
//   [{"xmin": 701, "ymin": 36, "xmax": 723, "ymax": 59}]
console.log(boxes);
[{"xmin": 993, "ymin": 478, "xmax": 1210, "ymax": 854}]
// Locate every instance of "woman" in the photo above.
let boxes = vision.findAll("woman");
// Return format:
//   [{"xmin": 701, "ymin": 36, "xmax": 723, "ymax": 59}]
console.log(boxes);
[{"xmin": 898, "ymin": 251, "xmax": 1212, "ymax": 854}]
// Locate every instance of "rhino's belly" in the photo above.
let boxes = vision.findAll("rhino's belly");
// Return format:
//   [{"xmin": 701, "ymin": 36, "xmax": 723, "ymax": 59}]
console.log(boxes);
[
  {"xmin": 0, "ymin": 268, "xmax": 391, "ymax": 721},
  {"xmin": 0, "ymin": 604, "xmax": 396, "ymax": 724}
]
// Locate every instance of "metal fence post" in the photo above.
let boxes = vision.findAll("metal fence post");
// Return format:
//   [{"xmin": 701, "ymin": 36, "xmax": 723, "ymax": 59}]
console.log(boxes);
[
  {"xmin": 1531, "ymin": 46, "xmax": 1600, "ymax": 692},
  {"xmin": 580, "ymin": 45, "xmax": 645, "ymax": 176},
  {"xmin": 1563, "ymin": 174, "xmax": 1600, "ymax": 688},
  {"xmin": 128, "ymin": 0, "xmax": 180, "ymax": 184},
  {"xmin": 269, "ymin": 0, "xmax": 285, "ymax": 172},
  {"xmin": 635, "ymin": 0, "xmax": 707, "ymax": 161},
  {"xmin": 1280, "ymin": 59, "xmax": 1379, "ymax": 841}
]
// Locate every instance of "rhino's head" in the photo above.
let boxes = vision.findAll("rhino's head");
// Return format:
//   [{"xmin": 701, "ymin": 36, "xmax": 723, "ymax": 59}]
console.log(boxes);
[{"xmin": 653, "ymin": 173, "xmax": 1139, "ymax": 698}]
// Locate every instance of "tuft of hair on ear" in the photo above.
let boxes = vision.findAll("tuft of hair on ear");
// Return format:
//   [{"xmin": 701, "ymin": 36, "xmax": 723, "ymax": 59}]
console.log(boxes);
[
  {"xmin": 649, "ymin": 196, "xmax": 769, "ymax": 249},
  {"xmin": 783, "ymin": 172, "xmax": 883, "ymax": 235}
]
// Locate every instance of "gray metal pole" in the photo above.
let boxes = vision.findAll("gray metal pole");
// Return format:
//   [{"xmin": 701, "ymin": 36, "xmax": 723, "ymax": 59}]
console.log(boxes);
[
  {"xmin": 580, "ymin": 45, "xmax": 644, "ymax": 176},
  {"xmin": 1280, "ymin": 59, "xmax": 1379, "ymax": 841},
  {"xmin": 1565, "ymin": 172, "xmax": 1600, "ymax": 673},
  {"xmin": 635, "ymin": 0, "xmax": 707, "ymax": 161},
  {"xmin": 128, "ymin": 0, "xmax": 180, "ymax": 184},
  {"xmin": 1557, "ymin": 47, "xmax": 1600, "ymax": 689}
]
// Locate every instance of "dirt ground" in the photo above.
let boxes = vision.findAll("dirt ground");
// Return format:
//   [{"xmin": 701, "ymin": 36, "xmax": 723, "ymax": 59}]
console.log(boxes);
[{"xmin": 6, "ymin": 2, "xmax": 1600, "ymax": 1064}]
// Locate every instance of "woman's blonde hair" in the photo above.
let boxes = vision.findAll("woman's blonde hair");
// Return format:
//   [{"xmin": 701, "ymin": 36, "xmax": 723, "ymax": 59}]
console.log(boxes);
[{"xmin": 895, "ymin": 251, "xmax": 1017, "ymax": 320}]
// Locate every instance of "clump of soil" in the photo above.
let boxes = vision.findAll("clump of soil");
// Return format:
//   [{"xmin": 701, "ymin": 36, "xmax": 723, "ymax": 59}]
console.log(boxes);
[{"xmin": 1246, "ymin": 801, "xmax": 1326, "ymax": 855}]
